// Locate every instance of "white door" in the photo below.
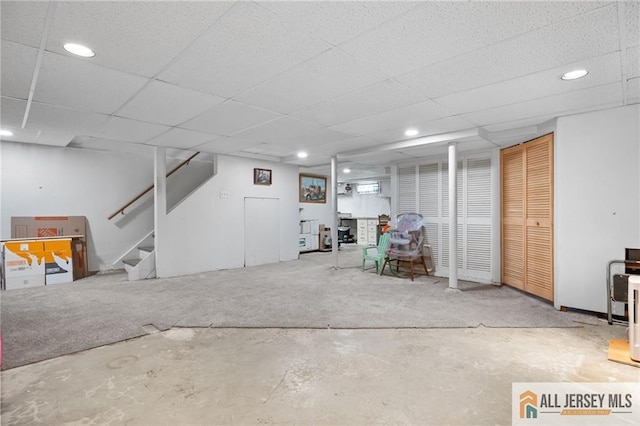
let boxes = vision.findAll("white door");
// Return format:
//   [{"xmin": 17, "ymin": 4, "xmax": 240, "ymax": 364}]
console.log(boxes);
[{"xmin": 244, "ymin": 197, "xmax": 280, "ymax": 267}]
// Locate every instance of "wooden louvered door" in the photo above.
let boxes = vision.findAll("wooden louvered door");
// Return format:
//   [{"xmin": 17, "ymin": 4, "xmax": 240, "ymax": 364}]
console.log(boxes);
[{"xmin": 501, "ymin": 134, "xmax": 554, "ymax": 301}]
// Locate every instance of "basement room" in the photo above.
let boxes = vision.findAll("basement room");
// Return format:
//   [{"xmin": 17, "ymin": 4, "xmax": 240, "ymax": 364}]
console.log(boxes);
[{"xmin": 1, "ymin": 1, "xmax": 639, "ymax": 425}]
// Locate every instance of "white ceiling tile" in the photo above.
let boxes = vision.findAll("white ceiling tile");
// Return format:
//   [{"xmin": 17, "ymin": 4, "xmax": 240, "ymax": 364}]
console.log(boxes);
[
  {"xmin": 345, "ymin": 151, "xmax": 413, "ymax": 165},
  {"xmin": 369, "ymin": 116, "xmax": 477, "ymax": 144},
  {"xmin": 117, "ymin": 80, "xmax": 225, "ymax": 126},
  {"xmin": 398, "ymin": 4, "xmax": 620, "ymax": 98},
  {"xmin": 1, "ymin": 41, "xmax": 38, "ymax": 100},
  {"xmin": 625, "ymin": 0, "xmax": 640, "ymax": 47},
  {"xmin": 233, "ymin": 116, "xmax": 349, "ymax": 147},
  {"xmin": 462, "ymin": 83, "xmax": 623, "ymax": 126},
  {"xmin": 341, "ymin": 1, "xmax": 611, "ymax": 77},
  {"xmin": 25, "ymin": 102, "xmax": 109, "ymax": 134},
  {"xmin": 628, "ymin": 46, "xmax": 640, "ymax": 79},
  {"xmin": 34, "ymin": 131, "xmax": 75, "ymax": 147},
  {"xmin": 1, "ymin": 96, "xmax": 26, "ymax": 128},
  {"xmin": 435, "ymin": 52, "xmax": 622, "ymax": 115},
  {"xmin": 260, "ymin": 1, "xmax": 421, "ymax": 46},
  {"xmin": 628, "ymin": 77, "xmax": 640, "ymax": 104},
  {"xmin": 234, "ymin": 47, "xmax": 387, "ymax": 114},
  {"xmin": 0, "ymin": 125, "xmax": 40, "ymax": 144},
  {"xmin": 46, "ymin": 2, "xmax": 234, "ymax": 77},
  {"xmin": 241, "ymin": 143, "xmax": 294, "ymax": 158},
  {"xmin": 194, "ymin": 136, "xmax": 260, "ymax": 155},
  {"xmin": 329, "ymin": 100, "xmax": 452, "ymax": 137},
  {"xmin": 0, "ymin": 1, "xmax": 49, "ymax": 47},
  {"xmin": 291, "ymin": 79, "xmax": 427, "ymax": 127},
  {"xmin": 145, "ymin": 128, "xmax": 217, "ymax": 150},
  {"xmin": 70, "ymin": 136, "xmax": 154, "ymax": 156},
  {"xmin": 91, "ymin": 116, "xmax": 170, "ymax": 143},
  {"xmin": 35, "ymin": 52, "xmax": 149, "ymax": 114},
  {"xmin": 399, "ymin": 139, "xmax": 495, "ymax": 158},
  {"xmin": 180, "ymin": 100, "xmax": 282, "ymax": 136},
  {"xmin": 312, "ymin": 136, "xmax": 385, "ymax": 156},
  {"xmin": 158, "ymin": 2, "xmax": 332, "ymax": 98}
]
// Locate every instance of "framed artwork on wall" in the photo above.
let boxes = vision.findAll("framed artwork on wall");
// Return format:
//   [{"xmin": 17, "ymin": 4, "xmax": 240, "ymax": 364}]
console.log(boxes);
[
  {"xmin": 299, "ymin": 173, "xmax": 327, "ymax": 203},
  {"xmin": 254, "ymin": 168, "xmax": 272, "ymax": 185}
]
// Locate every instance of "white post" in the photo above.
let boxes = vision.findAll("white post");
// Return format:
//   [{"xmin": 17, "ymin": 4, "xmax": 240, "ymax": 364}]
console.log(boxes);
[
  {"xmin": 154, "ymin": 146, "xmax": 167, "ymax": 278},
  {"xmin": 331, "ymin": 156, "xmax": 339, "ymax": 269},
  {"xmin": 448, "ymin": 142, "xmax": 458, "ymax": 289}
]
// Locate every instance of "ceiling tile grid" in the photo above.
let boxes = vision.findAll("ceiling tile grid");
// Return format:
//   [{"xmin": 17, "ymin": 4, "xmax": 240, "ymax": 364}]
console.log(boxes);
[
  {"xmin": 434, "ymin": 52, "xmax": 622, "ymax": 115},
  {"xmin": 397, "ymin": 3, "xmax": 620, "ymax": 99},
  {"xmin": 34, "ymin": 52, "xmax": 149, "ymax": 115},
  {"xmin": 233, "ymin": 47, "xmax": 388, "ymax": 115},
  {"xmin": 91, "ymin": 116, "xmax": 170, "ymax": 144},
  {"xmin": 462, "ymin": 82, "xmax": 623, "ymax": 127},
  {"xmin": 0, "ymin": 1, "xmax": 49, "ymax": 47},
  {"xmin": 291, "ymin": 79, "xmax": 428, "ymax": 127},
  {"xmin": 45, "ymin": 1, "xmax": 235, "ymax": 77},
  {"xmin": 116, "ymin": 80, "xmax": 225, "ymax": 127},
  {"xmin": 233, "ymin": 116, "xmax": 349, "ymax": 148},
  {"xmin": 145, "ymin": 127, "xmax": 218, "ymax": 150},
  {"xmin": 1, "ymin": 41, "xmax": 39, "ymax": 100},
  {"xmin": 158, "ymin": 1, "xmax": 332, "ymax": 99},
  {"xmin": 194, "ymin": 136, "xmax": 260, "ymax": 155},
  {"xmin": 180, "ymin": 100, "xmax": 282, "ymax": 136}
]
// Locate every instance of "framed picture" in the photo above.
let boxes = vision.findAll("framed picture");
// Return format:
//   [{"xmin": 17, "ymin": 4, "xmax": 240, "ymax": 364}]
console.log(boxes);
[
  {"xmin": 254, "ymin": 168, "xmax": 272, "ymax": 185},
  {"xmin": 299, "ymin": 173, "xmax": 327, "ymax": 203}
]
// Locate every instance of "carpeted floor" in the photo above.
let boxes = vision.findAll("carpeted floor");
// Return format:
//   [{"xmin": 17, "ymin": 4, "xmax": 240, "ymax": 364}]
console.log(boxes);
[{"xmin": 0, "ymin": 245, "xmax": 596, "ymax": 370}]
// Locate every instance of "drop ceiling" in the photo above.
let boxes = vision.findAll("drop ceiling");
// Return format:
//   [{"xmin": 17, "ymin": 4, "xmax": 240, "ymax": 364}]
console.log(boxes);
[{"xmin": 1, "ymin": 1, "xmax": 638, "ymax": 181}]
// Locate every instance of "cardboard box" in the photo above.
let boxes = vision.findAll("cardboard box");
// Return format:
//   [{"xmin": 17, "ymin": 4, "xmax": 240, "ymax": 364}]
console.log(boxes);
[
  {"xmin": 11, "ymin": 216, "xmax": 89, "ymax": 279},
  {"xmin": 2, "ymin": 241, "xmax": 45, "ymax": 289},
  {"xmin": 44, "ymin": 239, "xmax": 73, "ymax": 285}
]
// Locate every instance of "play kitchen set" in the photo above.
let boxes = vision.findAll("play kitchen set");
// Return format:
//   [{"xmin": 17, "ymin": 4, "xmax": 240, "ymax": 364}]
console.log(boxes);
[{"xmin": 1, "ymin": 216, "xmax": 89, "ymax": 290}]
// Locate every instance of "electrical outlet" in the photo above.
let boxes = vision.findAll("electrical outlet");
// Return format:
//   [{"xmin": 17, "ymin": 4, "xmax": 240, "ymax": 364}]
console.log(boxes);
[{"xmin": 219, "ymin": 190, "xmax": 231, "ymax": 199}]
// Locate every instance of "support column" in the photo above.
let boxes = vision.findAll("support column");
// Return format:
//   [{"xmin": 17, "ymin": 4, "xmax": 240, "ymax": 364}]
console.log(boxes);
[
  {"xmin": 448, "ymin": 142, "xmax": 458, "ymax": 289},
  {"xmin": 154, "ymin": 147, "xmax": 167, "ymax": 278},
  {"xmin": 331, "ymin": 156, "xmax": 339, "ymax": 269}
]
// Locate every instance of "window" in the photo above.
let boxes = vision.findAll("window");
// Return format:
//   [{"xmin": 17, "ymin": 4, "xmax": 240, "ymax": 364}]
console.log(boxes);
[{"xmin": 356, "ymin": 182, "xmax": 380, "ymax": 194}]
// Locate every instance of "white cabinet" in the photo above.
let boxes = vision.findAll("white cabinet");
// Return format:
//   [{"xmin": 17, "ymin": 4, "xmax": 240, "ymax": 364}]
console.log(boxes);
[{"xmin": 357, "ymin": 218, "xmax": 378, "ymax": 246}]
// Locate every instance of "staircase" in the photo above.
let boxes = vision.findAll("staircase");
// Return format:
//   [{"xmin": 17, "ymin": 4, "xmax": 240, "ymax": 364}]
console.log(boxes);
[{"xmin": 123, "ymin": 245, "xmax": 156, "ymax": 281}]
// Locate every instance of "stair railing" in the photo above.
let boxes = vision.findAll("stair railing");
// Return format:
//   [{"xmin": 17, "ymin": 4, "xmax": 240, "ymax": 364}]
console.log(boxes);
[{"xmin": 108, "ymin": 152, "xmax": 200, "ymax": 220}]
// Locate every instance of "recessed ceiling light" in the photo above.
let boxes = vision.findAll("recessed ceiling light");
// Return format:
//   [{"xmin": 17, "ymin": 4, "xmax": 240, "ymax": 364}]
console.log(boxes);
[
  {"xmin": 63, "ymin": 43, "xmax": 95, "ymax": 58},
  {"xmin": 0, "ymin": 129, "xmax": 14, "ymax": 137},
  {"xmin": 560, "ymin": 69, "xmax": 588, "ymax": 80},
  {"xmin": 405, "ymin": 128, "xmax": 419, "ymax": 137},
  {"xmin": 297, "ymin": 151, "xmax": 308, "ymax": 159},
  {"xmin": 343, "ymin": 168, "xmax": 351, "ymax": 173}
]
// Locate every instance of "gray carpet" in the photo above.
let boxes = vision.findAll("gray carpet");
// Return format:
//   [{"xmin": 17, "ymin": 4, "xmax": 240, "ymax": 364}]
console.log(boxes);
[{"xmin": 1, "ymin": 246, "xmax": 595, "ymax": 370}]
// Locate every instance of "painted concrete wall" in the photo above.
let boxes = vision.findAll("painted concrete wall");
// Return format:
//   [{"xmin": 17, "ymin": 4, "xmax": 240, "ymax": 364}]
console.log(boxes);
[
  {"xmin": 0, "ymin": 142, "xmax": 213, "ymax": 271},
  {"xmin": 159, "ymin": 154, "xmax": 300, "ymax": 277},
  {"xmin": 555, "ymin": 104, "xmax": 640, "ymax": 312}
]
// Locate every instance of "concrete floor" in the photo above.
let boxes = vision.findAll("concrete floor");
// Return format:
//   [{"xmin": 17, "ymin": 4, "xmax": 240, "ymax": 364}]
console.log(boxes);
[{"xmin": 1, "ymin": 321, "xmax": 636, "ymax": 425}]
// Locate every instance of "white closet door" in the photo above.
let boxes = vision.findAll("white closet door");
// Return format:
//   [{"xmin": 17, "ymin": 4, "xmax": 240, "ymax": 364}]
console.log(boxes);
[
  {"xmin": 396, "ymin": 154, "xmax": 493, "ymax": 282},
  {"xmin": 244, "ymin": 197, "xmax": 280, "ymax": 267}
]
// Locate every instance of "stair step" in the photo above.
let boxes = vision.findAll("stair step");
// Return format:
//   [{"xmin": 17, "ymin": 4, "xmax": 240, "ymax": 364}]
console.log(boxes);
[
  {"xmin": 138, "ymin": 245, "xmax": 154, "ymax": 253},
  {"xmin": 123, "ymin": 258, "xmax": 142, "ymax": 267}
]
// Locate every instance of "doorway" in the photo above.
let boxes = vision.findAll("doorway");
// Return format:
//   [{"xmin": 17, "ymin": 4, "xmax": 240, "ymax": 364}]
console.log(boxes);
[
  {"xmin": 244, "ymin": 197, "xmax": 280, "ymax": 267},
  {"xmin": 501, "ymin": 133, "xmax": 554, "ymax": 301}
]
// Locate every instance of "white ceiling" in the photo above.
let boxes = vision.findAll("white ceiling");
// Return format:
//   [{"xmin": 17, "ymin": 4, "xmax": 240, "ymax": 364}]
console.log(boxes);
[{"xmin": 1, "ymin": 1, "xmax": 638, "ymax": 181}]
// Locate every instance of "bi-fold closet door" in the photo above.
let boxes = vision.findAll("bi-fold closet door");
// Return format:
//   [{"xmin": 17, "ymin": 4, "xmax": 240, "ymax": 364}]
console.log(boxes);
[
  {"xmin": 397, "ymin": 154, "xmax": 493, "ymax": 282},
  {"xmin": 501, "ymin": 133, "xmax": 554, "ymax": 301}
]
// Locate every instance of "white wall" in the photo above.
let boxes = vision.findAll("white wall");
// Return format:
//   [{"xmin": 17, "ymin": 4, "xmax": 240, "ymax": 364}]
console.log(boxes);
[
  {"xmin": 159, "ymin": 155, "xmax": 300, "ymax": 277},
  {"xmin": 0, "ymin": 142, "xmax": 212, "ymax": 271},
  {"xmin": 337, "ymin": 179, "xmax": 391, "ymax": 219},
  {"xmin": 555, "ymin": 104, "xmax": 640, "ymax": 312}
]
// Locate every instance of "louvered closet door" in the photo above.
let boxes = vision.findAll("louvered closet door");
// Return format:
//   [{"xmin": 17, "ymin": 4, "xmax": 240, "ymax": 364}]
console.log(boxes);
[
  {"xmin": 524, "ymin": 134, "xmax": 554, "ymax": 300},
  {"xmin": 501, "ymin": 134, "xmax": 553, "ymax": 301},
  {"xmin": 501, "ymin": 145, "xmax": 525, "ymax": 290}
]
